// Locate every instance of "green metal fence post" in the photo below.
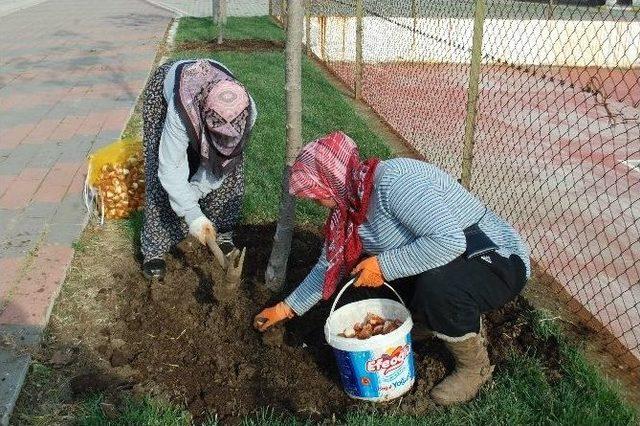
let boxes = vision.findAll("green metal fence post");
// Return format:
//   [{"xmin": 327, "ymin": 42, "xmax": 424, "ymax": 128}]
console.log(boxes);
[
  {"xmin": 412, "ymin": 0, "xmax": 418, "ymax": 49},
  {"xmin": 305, "ymin": 0, "xmax": 311, "ymax": 56},
  {"xmin": 281, "ymin": 0, "xmax": 288, "ymax": 29},
  {"xmin": 460, "ymin": 0, "xmax": 487, "ymax": 189},
  {"xmin": 354, "ymin": 0, "xmax": 364, "ymax": 100}
]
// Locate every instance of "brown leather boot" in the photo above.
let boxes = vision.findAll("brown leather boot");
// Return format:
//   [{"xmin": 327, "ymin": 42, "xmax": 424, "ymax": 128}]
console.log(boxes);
[{"xmin": 430, "ymin": 334, "xmax": 494, "ymax": 406}]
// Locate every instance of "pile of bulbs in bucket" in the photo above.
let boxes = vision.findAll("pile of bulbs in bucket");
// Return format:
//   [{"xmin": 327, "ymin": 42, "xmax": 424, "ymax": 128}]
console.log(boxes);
[
  {"xmin": 338, "ymin": 313, "xmax": 403, "ymax": 339},
  {"xmin": 96, "ymin": 155, "xmax": 145, "ymax": 219}
]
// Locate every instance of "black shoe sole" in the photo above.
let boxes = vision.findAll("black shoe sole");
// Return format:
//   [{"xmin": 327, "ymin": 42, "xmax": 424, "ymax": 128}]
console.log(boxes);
[{"xmin": 142, "ymin": 268, "xmax": 165, "ymax": 280}]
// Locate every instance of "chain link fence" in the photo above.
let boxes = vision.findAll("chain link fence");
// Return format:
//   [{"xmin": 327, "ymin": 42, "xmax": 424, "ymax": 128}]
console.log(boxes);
[{"xmin": 272, "ymin": 0, "xmax": 640, "ymax": 370}]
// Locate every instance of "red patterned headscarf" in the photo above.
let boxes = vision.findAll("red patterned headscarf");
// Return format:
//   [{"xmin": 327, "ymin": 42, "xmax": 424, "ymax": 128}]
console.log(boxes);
[{"xmin": 289, "ymin": 132, "xmax": 380, "ymax": 300}]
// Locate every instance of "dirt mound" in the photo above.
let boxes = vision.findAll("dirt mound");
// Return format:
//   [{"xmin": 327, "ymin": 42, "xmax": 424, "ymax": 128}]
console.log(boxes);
[{"xmin": 69, "ymin": 224, "xmax": 558, "ymax": 422}]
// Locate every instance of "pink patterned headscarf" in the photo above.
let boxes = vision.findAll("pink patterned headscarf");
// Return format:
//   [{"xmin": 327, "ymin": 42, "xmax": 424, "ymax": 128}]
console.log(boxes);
[
  {"xmin": 290, "ymin": 132, "xmax": 380, "ymax": 300},
  {"xmin": 177, "ymin": 60, "xmax": 251, "ymax": 174}
]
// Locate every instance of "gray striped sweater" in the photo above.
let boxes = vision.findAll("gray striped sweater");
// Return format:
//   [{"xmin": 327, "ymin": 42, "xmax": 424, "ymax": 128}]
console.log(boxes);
[{"xmin": 285, "ymin": 158, "xmax": 531, "ymax": 315}]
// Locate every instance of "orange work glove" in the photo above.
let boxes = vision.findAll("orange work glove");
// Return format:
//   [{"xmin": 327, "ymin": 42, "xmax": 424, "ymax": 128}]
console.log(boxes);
[
  {"xmin": 253, "ymin": 302, "xmax": 295, "ymax": 332},
  {"xmin": 352, "ymin": 256, "xmax": 385, "ymax": 287}
]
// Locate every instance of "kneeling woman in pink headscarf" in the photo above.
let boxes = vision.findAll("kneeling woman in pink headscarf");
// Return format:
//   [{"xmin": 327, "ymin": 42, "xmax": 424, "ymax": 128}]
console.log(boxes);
[
  {"xmin": 140, "ymin": 59, "xmax": 257, "ymax": 279},
  {"xmin": 254, "ymin": 131, "xmax": 530, "ymax": 406}
]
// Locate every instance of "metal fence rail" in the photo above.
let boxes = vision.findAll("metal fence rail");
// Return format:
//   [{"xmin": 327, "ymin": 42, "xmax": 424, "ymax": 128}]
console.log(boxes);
[{"xmin": 272, "ymin": 0, "xmax": 640, "ymax": 371}]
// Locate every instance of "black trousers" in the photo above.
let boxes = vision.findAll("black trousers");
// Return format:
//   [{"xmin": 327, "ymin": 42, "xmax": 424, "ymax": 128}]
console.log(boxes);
[
  {"xmin": 338, "ymin": 253, "xmax": 527, "ymax": 339},
  {"xmin": 396, "ymin": 252, "xmax": 527, "ymax": 338}
]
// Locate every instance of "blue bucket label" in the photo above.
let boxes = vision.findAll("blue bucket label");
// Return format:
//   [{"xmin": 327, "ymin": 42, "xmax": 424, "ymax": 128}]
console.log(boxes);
[{"xmin": 333, "ymin": 334, "xmax": 415, "ymax": 400}]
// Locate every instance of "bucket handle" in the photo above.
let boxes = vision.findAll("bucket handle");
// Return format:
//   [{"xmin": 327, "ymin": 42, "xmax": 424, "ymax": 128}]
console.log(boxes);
[{"xmin": 328, "ymin": 277, "xmax": 406, "ymax": 337}]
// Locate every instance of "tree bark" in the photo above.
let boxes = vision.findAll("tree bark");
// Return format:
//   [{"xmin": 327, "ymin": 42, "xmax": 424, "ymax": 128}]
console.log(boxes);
[
  {"xmin": 217, "ymin": 0, "xmax": 227, "ymax": 45},
  {"xmin": 265, "ymin": 0, "xmax": 304, "ymax": 291}
]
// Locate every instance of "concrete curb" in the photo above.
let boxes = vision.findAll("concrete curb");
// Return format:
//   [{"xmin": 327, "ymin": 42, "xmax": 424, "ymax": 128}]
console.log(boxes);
[
  {"xmin": 0, "ymin": 352, "xmax": 30, "ymax": 426},
  {"xmin": 0, "ymin": 325, "xmax": 41, "ymax": 426}
]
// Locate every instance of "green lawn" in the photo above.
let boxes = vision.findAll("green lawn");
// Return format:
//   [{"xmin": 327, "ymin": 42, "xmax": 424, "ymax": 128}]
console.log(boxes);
[{"xmin": 175, "ymin": 16, "xmax": 285, "ymax": 44}]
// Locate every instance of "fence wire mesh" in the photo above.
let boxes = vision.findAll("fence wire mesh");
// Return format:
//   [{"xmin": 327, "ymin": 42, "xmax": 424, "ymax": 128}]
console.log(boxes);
[
  {"xmin": 272, "ymin": 0, "xmax": 640, "ymax": 370},
  {"xmin": 472, "ymin": 1, "xmax": 639, "ymax": 369}
]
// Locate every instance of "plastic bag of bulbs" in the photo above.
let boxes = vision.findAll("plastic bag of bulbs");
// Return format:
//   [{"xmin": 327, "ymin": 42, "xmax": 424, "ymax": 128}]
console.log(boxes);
[{"xmin": 85, "ymin": 138, "xmax": 145, "ymax": 222}]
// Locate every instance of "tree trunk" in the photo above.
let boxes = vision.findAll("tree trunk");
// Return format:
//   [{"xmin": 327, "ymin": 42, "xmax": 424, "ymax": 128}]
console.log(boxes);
[
  {"xmin": 265, "ymin": 0, "xmax": 304, "ymax": 291},
  {"xmin": 217, "ymin": 0, "xmax": 227, "ymax": 45}
]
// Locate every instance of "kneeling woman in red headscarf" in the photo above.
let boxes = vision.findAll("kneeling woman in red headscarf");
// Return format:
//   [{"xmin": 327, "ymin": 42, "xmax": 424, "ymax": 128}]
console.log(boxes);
[
  {"xmin": 140, "ymin": 59, "xmax": 256, "ymax": 279},
  {"xmin": 254, "ymin": 131, "xmax": 530, "ymax": 406}
]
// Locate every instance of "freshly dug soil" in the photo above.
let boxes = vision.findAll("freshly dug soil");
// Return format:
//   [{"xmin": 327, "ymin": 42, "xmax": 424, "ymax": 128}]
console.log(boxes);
[
  {"xmin": 178, "ymin": 39, "xmax": 284, "ymax": 52},
  {"xmin": 65, "ymin": 224, "xmax": 559, "ymax": 422}
]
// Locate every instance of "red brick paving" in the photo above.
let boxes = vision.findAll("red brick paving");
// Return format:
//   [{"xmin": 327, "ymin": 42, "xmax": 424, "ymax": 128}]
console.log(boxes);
[
  {"xmin": 67, "ymin": 166, "xmax": 87, "ymax": 196},
  {"xmin": 0, "ymin": 245, "xmax": 74, "ymax": 326},
  {"xmin": 102, "ymin": 109, "xmax": 136, "ymax": 131},
  {"xmin": 0, "ymin": 257, "xmax": 24, "ymax": 302},
  {"xmin": 24, "ymin": 118, "xmax": 63, "ymax": 145},
  {"xmin": 0, "ymin": 167, "xmax": 48, "ymax": 209},
  {"xmin": 48, "ymin": 116, "xmax": 86, "ymax": 141},
  {"xmin": 0, "ymin": 175, "xmax": 17, "ymax": 198},
  {"xmin": 33, "ymin": 162, "xmax": 83, "ymax": 204},
  {"xmin": 0, "ymin": 0, "xmax": 171, "ymax": 339},
  {"xmin": 0, "ymin": 123, "xmax": 35, "ymax": 149}
]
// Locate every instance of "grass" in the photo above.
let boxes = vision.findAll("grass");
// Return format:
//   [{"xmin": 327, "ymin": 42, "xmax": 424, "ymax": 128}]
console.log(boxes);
[
  {"xmin": 120, "ymin": 107, "xmax": 142, "ymax": 141},
  {"xmin": 71, "ymin": 240, "xmax": 87, "ymax": 253},
  {"xmin": 9, "ymin": 362, "xmax": 68, "ymax": 425},
  {"xmin": 344, "ymin": 352, "xmax": 636, "ymax": 425},
  {"xmin": 78, "ymin": 396, "xmax": 192, "ymax": 426},
  {"xmin": 76, "ymin": 401, "xmax": 304, "ymax": 426},
  {"xmin": 175, "ymin": 16, "xmax": 285, "ymax": 44}
]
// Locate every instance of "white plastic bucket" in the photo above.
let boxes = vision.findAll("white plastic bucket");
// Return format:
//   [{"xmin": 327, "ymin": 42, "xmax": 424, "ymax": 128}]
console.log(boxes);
[{"xmin": 324, "ymin": 279, "xmax": 415, "ymax": 401}]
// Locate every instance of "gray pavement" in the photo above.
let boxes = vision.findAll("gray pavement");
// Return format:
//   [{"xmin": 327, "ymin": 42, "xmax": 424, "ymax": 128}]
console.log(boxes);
[
  {"xmin": 0, "ymin": 0, "xmax": 49, "ymax": 18},
  {"xmin": 146, "ymin": 0, "xmax": 269, "ymax": 17}
]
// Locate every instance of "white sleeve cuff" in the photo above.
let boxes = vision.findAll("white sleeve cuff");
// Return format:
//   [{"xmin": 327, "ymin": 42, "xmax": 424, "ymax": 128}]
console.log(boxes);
[{"xmin": 185, "ymin": 208, "xmax": 205, "ymax": 227}]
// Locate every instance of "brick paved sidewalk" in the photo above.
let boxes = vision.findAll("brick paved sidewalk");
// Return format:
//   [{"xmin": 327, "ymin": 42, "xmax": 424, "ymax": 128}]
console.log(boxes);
[
  {"xmin": 147, "ymin": 0, "xmax": 268, "ymax": 17},
  {"xmin": 0, "ymin": 0, "xmax": 49, "ymax": 18},
  {"xmin": 0, "ymin": 0, "xmax": 171, "ymax": 423}
]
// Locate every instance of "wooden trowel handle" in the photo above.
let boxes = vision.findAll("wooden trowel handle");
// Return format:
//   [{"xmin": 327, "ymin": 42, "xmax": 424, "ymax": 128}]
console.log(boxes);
[{"xmin": 205, "ymin": 231, "xmax": 228, "ymax": 269}]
